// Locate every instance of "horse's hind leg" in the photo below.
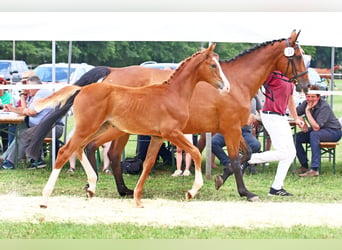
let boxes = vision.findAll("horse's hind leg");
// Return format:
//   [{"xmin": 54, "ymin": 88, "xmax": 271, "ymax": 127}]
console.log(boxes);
[
  {"xmin": 40, "ymin": 138, "xmax": 85, "ymax": 208},
  {"xmin": 109, "ymin": 135, "xmax": 134, "ymax": 197},
  {"xmin": 85, "ymin": 127, "xmax": 133, "ymax": 197},
  {"xmin": 79, "ymin": 151, "xmax": 98, "ymax": 198}
]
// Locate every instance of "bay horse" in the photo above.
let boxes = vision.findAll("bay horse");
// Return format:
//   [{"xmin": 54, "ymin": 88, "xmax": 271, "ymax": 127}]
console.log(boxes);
[
  {"xmin": 35, "ymin": 43, "xmax": 230, "ymax": 208},
  {"xmin": 28, "ymin": 30, "xmax": 310, "ymax": 204}
]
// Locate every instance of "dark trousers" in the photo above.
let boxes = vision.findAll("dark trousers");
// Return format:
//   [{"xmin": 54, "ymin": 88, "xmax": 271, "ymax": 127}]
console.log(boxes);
[
  {"xmin": 212, "ymin": 128, "xmax": 261, "ymax": 167},
  {"xmin": 0, "ymin": 124, "xmax": 9, "ymax": 152},
  {"xmin": 136, "ymin": 135, "xmax": 173, "ymax": 163},
  {"xmin": 295, "ymin": 128, "xmax": 341, "ymax": 169}
]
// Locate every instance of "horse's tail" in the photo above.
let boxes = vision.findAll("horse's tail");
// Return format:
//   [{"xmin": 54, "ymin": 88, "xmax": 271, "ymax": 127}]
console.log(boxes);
[
  {"xmin": 26, "ymin": 89, "xmax": 81, "ymax": 160},
  {"xmin": 26, "ymin": 66, "xmax": 111, "ymax": 160},
  {"xmin": 74, "ymin": 66, "xmax": 111, "ymax": 86},
  {"xmin": 34, "ymin": 85, "xmax": 82, "ymax": 112}
]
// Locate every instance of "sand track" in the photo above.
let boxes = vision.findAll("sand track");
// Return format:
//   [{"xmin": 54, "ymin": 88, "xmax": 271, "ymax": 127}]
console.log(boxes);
[{"xmin": 1, "ymin": 194, "xmax": 342, "ymax": 228}]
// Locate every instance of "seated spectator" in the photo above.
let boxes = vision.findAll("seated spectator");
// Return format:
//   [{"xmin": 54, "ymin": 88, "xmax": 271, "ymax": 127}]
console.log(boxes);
[
  {"xmin": 7, "ymin": 71, "xmax": 35, "ymax": 146},
  {"xmin": 295, "ymin": 85, "xmax": 342, "ymax": 177},
  {"xmin": 212, "ymin": 96, "xmax": 262, "ymax": 174},
  {"xmin": 1, "ymin": 76, "xmax": 64, "ymax": 170}
]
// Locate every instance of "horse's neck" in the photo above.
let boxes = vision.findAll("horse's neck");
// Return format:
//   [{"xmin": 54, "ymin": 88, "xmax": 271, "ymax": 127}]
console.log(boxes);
[
  {"xmin": 167, "ymin": 58, "xmax": 202, "ymax": 101},
  {"xmin": 223, "ymin": 45, "xmax": 283, "ymax": 98}
]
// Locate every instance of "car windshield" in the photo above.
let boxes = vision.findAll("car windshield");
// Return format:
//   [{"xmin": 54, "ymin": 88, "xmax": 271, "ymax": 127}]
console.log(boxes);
[
  {"xmin": 0, "ymin": 62, "xmax": 10, "ymax": 73},
  {"xmin": 35, "ymin": 66, "xmax": 76, "ymax": 83}
]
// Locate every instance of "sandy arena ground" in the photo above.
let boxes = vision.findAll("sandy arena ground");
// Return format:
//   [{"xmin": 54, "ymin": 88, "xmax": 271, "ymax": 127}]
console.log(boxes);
[{"xmin": 1, "ymin": 193, "xmax": 342, "ymax": 228}]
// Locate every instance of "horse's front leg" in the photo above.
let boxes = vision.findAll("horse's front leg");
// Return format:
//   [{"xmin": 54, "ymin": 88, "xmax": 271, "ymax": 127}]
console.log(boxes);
[
  {"xmin": 167, "ymin": 132, "xmax": 203, "ymax": 200},
  {"xmin": 185, "ymin": 144, "xmax": 203, "ymax": 200},
  {"xmin": 230, "ymin": 157, "xmax": 259, "ymax": 202},
  {"xmin": 214, "ymin": 133, "xmax": 259, "ymax": 202},
  {"xmin": 134, "ymin": 136, "xmax": 164, "ymax": 208}
]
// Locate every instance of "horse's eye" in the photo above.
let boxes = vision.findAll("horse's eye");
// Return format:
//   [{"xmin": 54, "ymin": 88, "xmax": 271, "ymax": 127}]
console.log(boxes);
[{"xmin": 211, "ymin": 64, "xmax": 217, "ymax": 69}]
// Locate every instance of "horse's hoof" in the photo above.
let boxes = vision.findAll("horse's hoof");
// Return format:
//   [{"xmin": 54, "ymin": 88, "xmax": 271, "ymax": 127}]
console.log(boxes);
[
  {"xmin": 119, "ymin": 189, "xmax": 134, "ymax": 198},
  {"xmin": 185, "ymin": 191, "xmax": 193, "ymax": 200},
  {"xmin": 86, "ymin": 190, "xmax": 94, "ymax": 199},
  {"xmin": 136, "ymin": 203, "xmax": 144, "ymax": 208},
  {"xmin": 247, "ymin": 195, "xmax": 260, "ymax": 202},
  {"xmin": 214, "ymin": 175, "xmax": 224, "ymax": 190}
]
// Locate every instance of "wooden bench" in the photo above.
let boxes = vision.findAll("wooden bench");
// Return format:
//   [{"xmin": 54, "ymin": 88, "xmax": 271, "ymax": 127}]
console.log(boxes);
[
  {"xmin": 305, "ymin": 141, "xmax": 339, "ymax": 174},
  {"xmin": 319, "ymin": 142, "xmax": 339, "ymax": 174}
]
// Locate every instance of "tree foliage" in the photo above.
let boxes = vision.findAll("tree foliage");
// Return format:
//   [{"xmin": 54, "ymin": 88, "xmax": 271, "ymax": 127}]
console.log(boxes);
[{"xmin": 0, "ymin": 40, "xmax": 340, "ymax": 69}]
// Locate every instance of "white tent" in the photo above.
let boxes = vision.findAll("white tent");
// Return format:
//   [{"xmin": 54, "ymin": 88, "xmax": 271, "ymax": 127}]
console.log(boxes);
[{"xmin": 1, "ymin": 12, "xmax": 341, "ymax": 47}]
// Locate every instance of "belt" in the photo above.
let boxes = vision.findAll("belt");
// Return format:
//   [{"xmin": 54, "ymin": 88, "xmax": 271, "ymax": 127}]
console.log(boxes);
[{"xmin": 262, "ymin": 111, "xmax": 286, "ymax": 116}]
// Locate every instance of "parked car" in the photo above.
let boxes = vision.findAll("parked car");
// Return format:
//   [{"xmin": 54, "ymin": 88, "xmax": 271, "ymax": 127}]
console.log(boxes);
[
  {"xmin": 140, "ymin": 61, "xmax": 179, "ymax": 70},
  {"xmin": 0, "ymin": 60, "xmax": 29, "ymax": 83},
  {"xmin": 34, "ymin": 63, "xmax": 94, "ymax": 84}
]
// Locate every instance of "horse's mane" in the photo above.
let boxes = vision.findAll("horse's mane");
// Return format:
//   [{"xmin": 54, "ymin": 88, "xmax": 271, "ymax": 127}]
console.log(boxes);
[
  {"xmin": 162, "ymin": 50, "xmax": 203, "ymax": 85},
  {"xmin": 222, "ymin": 38, "xmax": 286, "ymax": 63}
]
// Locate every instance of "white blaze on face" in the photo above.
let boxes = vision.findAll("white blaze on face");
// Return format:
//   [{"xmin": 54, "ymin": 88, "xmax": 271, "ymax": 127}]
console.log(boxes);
[{"xmin": 213, "ymin": 57, "xmax": 230, "ymax": 93}]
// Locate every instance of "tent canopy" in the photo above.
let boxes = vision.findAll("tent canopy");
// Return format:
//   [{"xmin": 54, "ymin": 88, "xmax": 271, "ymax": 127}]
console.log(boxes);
[{"xmin": 1, "ymin": 12, "xmax": 341, "ymax": 47}]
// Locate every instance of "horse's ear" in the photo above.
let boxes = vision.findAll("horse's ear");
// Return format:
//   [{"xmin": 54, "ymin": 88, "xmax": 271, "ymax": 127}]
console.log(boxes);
[
  {"xmin": 208, "ymin": 43, "xmax": 216, "ymax": 51},
  {"xmin": 294, "ymin": 30, "xmax": 301, "ymax": 42},
  {"xmin": 290, "ymin": 29, "xmax": 301, "ymax": 44}
]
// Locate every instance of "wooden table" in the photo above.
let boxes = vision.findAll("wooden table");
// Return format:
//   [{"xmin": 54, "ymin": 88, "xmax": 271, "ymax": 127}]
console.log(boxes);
[{"xmin": 0, "ymin": 112, "xmax": 25, "ymax": 167}]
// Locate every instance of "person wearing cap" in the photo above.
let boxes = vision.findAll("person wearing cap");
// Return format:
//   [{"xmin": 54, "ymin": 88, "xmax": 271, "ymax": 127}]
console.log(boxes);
[
  {"xmin": 13, "ymin": 70, "xmax": 36, "ymax": 107},
  {"xmin": 295, "ymin": 85, "xmax": 342, "ymax": 177},
  {"xmin": 1, "ymin": 76, "xmax": 64, "ymax": 170},
  {"xmin": 5, "ymin": 71, "xmax": 36, "ymax": 149}
]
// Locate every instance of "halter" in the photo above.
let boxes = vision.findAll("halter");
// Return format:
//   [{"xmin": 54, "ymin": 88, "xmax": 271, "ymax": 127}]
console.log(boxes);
[{"xmin": 284, "ymin": 39, "xmax": 308, "ymax": 83}]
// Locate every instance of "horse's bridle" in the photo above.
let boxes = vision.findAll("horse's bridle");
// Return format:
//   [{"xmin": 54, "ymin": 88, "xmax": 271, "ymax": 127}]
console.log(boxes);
[{"xmin": 284, "ymin": 39, "xmax": 308, "ymax": 84}]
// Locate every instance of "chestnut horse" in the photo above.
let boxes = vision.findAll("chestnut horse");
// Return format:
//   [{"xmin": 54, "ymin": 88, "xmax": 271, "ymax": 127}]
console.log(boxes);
[
  {"xmin": 36, "ymin": 43, "xmax": 230, "ymax": 208},
  {"xmin": 312, "ymin": 64, "xmax": 342, "ymax": 83},
  {"xmin": 28, "ymin": 30, "xmax": 310, "ymax": 204}
]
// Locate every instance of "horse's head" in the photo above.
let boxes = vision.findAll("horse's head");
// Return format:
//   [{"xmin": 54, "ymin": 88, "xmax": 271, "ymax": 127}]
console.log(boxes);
[
  {"xmin": 200, "ymin": 43, "xmax": 230, "ymax": 93},
  {"xmin": 277, "ymin": 30, "xmax": 310, "ymax": 93}
]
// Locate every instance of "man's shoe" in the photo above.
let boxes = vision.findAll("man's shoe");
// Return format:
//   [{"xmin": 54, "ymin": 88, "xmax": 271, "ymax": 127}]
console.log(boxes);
[
  {"xmin": 1, "ymin": 160, "xmax": 15, "ymax": 170},
  {"xmin": 27, "ymin": 159, "xmax": 46, "ymax": 170},
  {"xmin": 268, "ymin": 187, "xmax": 293, "ymax": 196},
  {"xmin": 36, "ymin": 160, "xmax": 47, "ymax": 169},
  {"xmin": 214, "ymin": 175, "xmax": 224, "ymax": 190},
  {"xmin": 296, "ymin": 167, "xmax": 309, "ymax": 174},
  {"xmin": 299, "ymin": 169, "xmax": 319, "ymax": 177}
]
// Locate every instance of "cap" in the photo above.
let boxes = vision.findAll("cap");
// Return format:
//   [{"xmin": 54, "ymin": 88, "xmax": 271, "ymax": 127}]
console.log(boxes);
[{"xmin": 21, "ymin": 70, "xmax": 36, "ymax": 80}]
